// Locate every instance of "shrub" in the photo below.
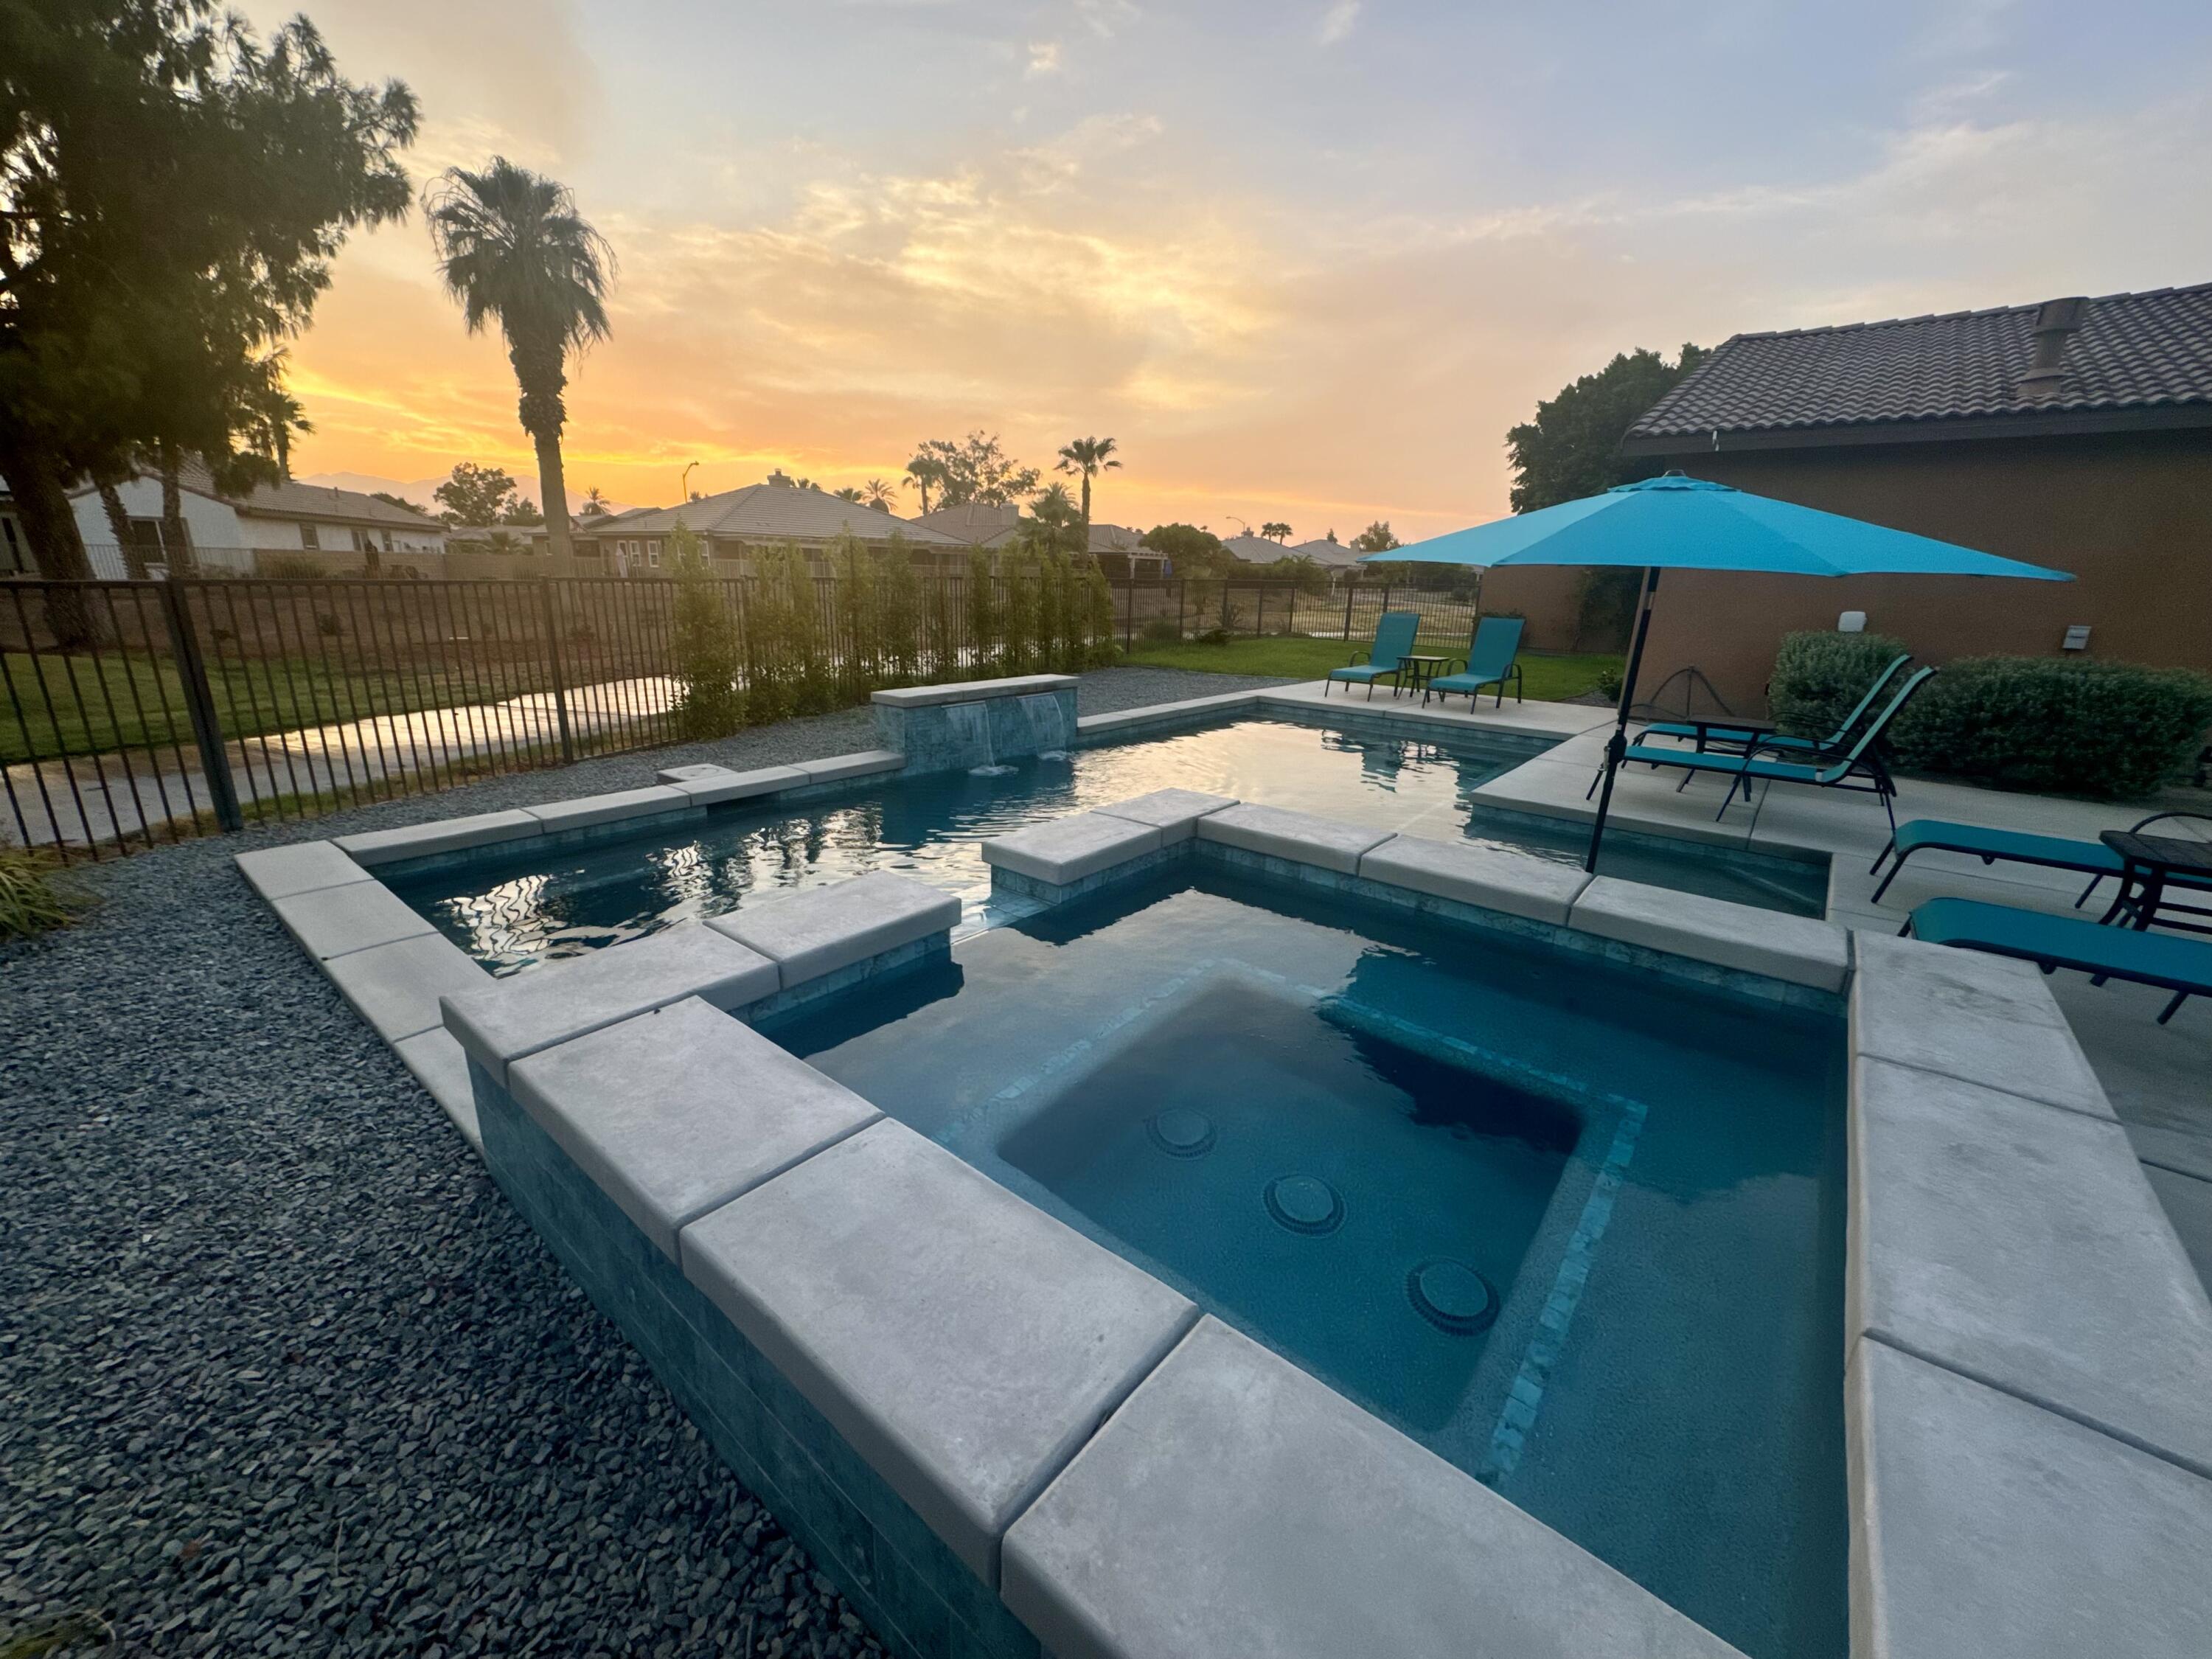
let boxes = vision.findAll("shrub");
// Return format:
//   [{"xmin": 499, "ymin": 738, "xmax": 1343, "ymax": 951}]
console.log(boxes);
[
  {"xmin": 260, "ymin": 554, "xmax": 327, "ymax": 580},
  {"xmin": 1895, "ymin": 657, "xmax": 2212, "ymax": 800},
  {"xmin": 668, "ymin": 524, "xmax": 743, "ymax": 739},
  {"xmin": 1767, "ymin": 629, "xmax": 1911, "ymax": 740},
  {"xmin": 0, "ymin": 849, "xmax": 86, "ymax": 941},
  {"xmin": 1139, "ymin": 617, "xmax": 1180, "ymax": 644}
]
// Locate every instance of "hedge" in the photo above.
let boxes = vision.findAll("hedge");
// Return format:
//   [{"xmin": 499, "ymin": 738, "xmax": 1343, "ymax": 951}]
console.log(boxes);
[{"xmin": 1767, "ymin": 631, "xmax": 2212, "ymax": 800}]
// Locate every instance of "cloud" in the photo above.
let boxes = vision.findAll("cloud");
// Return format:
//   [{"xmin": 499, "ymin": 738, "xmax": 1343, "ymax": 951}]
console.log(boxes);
[
  {"xmin": 1316, "ymin": 1, "xmax": 1361, "ymax": 46},
  {"xmin": 1026, "ymin": 41, "xmax": 1064, "ymax": 76},
  {"xmin": 1075, "ymin": 0, "xmax": 1141, "ymax": 40}
]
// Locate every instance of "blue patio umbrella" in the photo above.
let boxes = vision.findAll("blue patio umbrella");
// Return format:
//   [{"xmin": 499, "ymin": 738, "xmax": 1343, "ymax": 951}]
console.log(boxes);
[{"xmin": 1363, "ymin": 473, "xmax": 2070, "ymax": 872}]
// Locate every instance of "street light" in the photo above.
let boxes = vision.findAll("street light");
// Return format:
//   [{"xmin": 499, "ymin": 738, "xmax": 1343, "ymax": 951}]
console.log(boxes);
[{"xmin": 680, "ymin": 461, "xmax": 700, "ymax": 504}]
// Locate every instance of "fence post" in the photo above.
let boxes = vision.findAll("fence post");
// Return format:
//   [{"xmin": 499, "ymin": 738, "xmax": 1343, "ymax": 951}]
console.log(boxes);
[
  {"xmin": 1177, "ymin": 580, "xmax": 1185, "ymax": 641},
  {"xmin": 1124, "ymin": 577, "xmax": 1135, "ymax": 654},
  {"xmin": 538, "ymin": 579, "xmax": 576, "ymax": 763},
  {"xmin": 156, "ymin": 580, "xmax": 243, "ymax": 832},
  {"xmin": 1256, "ymin": 585, "xmax": 1265, "ymax": 636},
  {"xmin": 1342, "ymin": 582, "xmax": 1355, "ymax": 642}
]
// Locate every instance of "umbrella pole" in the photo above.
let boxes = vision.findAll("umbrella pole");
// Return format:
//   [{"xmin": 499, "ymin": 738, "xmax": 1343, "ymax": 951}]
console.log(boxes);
[{"xmin": 1584, "ymin": 566, "xmax": 1660, "ymax": 874}]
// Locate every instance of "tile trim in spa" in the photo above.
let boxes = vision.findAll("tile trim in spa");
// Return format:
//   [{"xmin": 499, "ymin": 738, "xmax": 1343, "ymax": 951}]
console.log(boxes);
[{"xmin": 228, "ymin": 684, "xmax": 2212, "ymax": 1659}]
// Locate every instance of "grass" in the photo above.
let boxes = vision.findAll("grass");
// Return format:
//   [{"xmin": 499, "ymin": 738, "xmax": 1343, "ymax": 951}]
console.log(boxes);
[
  {"xmin": 1, "ymin": 650, "xmax": 524, "ymax": 764},
  {"xmin": 1121, "ymin": 634, "xmax": 1623, "ymax": 702}
]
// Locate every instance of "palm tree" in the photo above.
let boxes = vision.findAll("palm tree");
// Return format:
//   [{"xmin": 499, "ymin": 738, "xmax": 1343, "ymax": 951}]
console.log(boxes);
[
  {"xmin": 580, "ymin": 485, "xmax": 611, "ymax": 517},
  {"xmin": 832, "ymin": 486, "xmax": 864, "ymax": 502},
  {"xmin": 905, "ymin": 454, "xmax": 947, "ymax": 514},
  {"xmin": 1054, "ymin": 435, "xmax": 1120, "ymax": 543},
  {"xmin": 861, "ymin": 477, "xmax": 897, "ymax": 512},
  {"xmin": 1260, "ymin": 521, "xmax": 1293, "ymax": 543},
  {"xmin": 425, "ymin": 158, "xmax": 615, "ymax": 563}
]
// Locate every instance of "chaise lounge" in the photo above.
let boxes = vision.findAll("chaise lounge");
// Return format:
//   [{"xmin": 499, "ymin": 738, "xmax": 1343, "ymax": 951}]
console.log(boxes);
[
  {"xmin": 1425, "ymin": 616, "xmax": 1524, "ymax": 709},
  {"xmin": 1324, "ymin": 610, "xmax": 1421, "ymax": 700},
  {"xmin": 1904, "ymin": 896, "xmax": 2212, "ymax": 1024}
]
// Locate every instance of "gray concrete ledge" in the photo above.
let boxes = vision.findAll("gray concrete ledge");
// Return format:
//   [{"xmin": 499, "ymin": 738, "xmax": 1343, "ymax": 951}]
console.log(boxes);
[
  {"xmin": 707, "ymin": 871, "xmax": 960, "ymax": 990},
  {"xmin": 1004, "ymin": 1316, "xmax": 1744, "ymax": 1659},
  {"xmin": 442, "ymin": 922, "xmax": 779, "ymax": 1087},
  {"xmin": 872, "ymin": 674, "xmax": 1076, "ymax": 709},
  {"xmin": 1849, "ymin": 1056, "xmax": 2212, "ymax": 1479},
  {"xmin": 1358, "ymin": 832, "xmax": 1591, "ymax": 925},
  {"xmin": 671, "ymin": 763, "xmax": 810, "ymax": 806},
  {"xmin": 392, "ymin": 1028, "xmax": 480, "ymax": 1150},
  {"xmin": 655, "ymin": 762, "xmax": 737, "ymax": 785},
  {"xmin": 984, "ymin": 812, "xmax": 1165, "ymax": 886},
  {"xmin": 1848, "ymin": 1338, "xmax": 2212, "ymax": 1659},
  {"xmin": 510, "ymin": 997, "xmax": 880, "ymax": 1262},
  {"xmin": 1195, "ymin": 802, "xmax": 1392, "ymax": 875},
  {"xmin": 334, "ymin": 808, "xmax": 541, "ymax": 867},
  {"xmin": 680, "ymin": 1120, "xmax": 1196, "ymax": 1584},
  {"xmin": 1851, "ymin": 931, "xmax": 2110, "ymax": 1119},
  {"xmin": 269, "ymin": 880, "xmax": 437, "ymax": 961},
  {"xmin": 523, "ymin": 785, "xmax": 693, "ymax": 833},
  {"xmin": 1091, "ymin": 787, "xmax": 1237, "ymax": 843},
  {"xmin": 321, "ymin": 930, "xmax": 490, "ymax": 1043},
  {"xmin": 234, "ymin": 839, "xmax": 375, "ymax": 902},
  {"xmin": 1074, "ymin": 689, "xmax": 1262, "ymax": 739},
  {"xmin": 794, "ymin": 749, "xmax": 905, "ymax": 786},
  {"xmin": 1570, "ymin": 874, "xmax": 1850, "ymax": 992}
]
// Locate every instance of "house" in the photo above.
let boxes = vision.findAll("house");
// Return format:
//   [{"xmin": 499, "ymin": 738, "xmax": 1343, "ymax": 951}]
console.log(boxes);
[
  {"xmin": 66, "ymin": 459, "xmax": 448, "ymax": 574},
  {"xmin": 569, "ymin": 480, "xmax": 970, "ymax": 574},
  {"xmin": 908, "ymin": 504, "xmax": 1166, "ymax": 577},
  {"xmin": 1613, "ymin": 282, "xmax": 2212, "ymax": 709},
  {"xmin": 0, "ymin": 483, "xmax": 24, "ymax": 574}
]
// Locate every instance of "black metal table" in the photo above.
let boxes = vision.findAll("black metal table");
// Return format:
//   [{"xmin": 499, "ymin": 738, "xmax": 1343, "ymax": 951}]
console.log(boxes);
[
  {"xmin": 2097, "ymin": 831, "xmax": 2212, "ymax": 936},
  {"xmin": 1397, "ymin": 654, "xmax": 1449, "ymax": 702}
]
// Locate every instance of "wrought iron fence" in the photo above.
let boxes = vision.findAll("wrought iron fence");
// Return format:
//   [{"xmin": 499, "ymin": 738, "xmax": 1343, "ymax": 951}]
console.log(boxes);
[{"xmin": 2, "ymin": 573, "xmax": 1493, "ymax": 860}]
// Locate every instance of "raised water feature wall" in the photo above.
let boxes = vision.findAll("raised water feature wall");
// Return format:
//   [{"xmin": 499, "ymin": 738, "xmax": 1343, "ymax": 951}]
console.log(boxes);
[{"xmin": 872, "ymin": 675, "xmax": 1079, "ymax": 776}]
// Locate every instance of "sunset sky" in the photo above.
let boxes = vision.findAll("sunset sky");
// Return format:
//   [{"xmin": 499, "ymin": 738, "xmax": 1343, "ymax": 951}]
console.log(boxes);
[{"xmin": 250, "ymin": 0, "xmax": 2212, "ymax": 539}]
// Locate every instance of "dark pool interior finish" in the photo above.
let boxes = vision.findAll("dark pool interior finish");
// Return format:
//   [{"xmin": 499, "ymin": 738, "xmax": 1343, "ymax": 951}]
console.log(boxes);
[
  {"xmin": 776, "ymin": 870, "xmax": 1849, "ymax": 1659},
  {"xmin": 391, "ymin": 716, "xmax": 1829, "ymax": 974}
]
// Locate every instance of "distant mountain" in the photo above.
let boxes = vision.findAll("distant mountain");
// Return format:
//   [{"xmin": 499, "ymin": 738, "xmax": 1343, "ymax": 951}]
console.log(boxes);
[{"xmin": 296, "ymin": 472, "xmax": 635, "ymax": 518}]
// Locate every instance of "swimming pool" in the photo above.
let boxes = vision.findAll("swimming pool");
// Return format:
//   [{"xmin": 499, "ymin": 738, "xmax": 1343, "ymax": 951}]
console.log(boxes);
[
  {"xmin": 773, "ymin": 866, "xmax": 1848, "ymax": 1659},
  {"xmin": 392, "ymin": 716, "xmax": 1829, "ymax": 974}
]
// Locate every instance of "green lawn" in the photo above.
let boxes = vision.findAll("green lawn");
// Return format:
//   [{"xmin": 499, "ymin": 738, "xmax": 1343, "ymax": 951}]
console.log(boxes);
[
  {"xmin": 1121, "ymin": 635, "xmax": 1622, "ymax": 702},
  {"xmin": 1, "ymin": 650, "xmax": 507, "ymax": 763}
]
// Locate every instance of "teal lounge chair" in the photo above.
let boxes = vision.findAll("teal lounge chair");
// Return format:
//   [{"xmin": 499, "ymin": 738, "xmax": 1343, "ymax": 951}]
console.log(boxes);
[
  {"xmin": 1641, "ymin": 653, "xmax": 1911, "ymax": 759},
  {"xmin": 1618, "ymin": 666, "xmax": 1937, "ymax": 835},
  {"xmin": 1870, "ymin": 810, "xmax": 2212, "ymax": 905},
  {"xmin": 1326, "ymin": 610, "xmax": 1420, "ymax": 700},
  {"xmin": 1427, "ymin": 616, "xmax": 1524, "ymax": 709},
  {"xmin": 1904, "ymin": 896, "xmax": 2212, "ymax": 1024}
]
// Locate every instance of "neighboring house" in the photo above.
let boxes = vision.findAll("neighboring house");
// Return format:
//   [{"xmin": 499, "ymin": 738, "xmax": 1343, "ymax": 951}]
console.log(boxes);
[
  {"xmin": 570, "ymin": 481, "xmax": 970, "ymax": 574},
  {"xmin": 1614, "ymin": 282, "xmax": 2212, "ymax": 708},
  {"xmin": 912, "ymin": 502, "xmax": 1023, "ymax": 552},
  {"xmin": 0, "ymin": 483, "xmax": 25, "ymax": 575},
  {"xmin": 1290, "ymin": 538, "xmax": 1363, "ymax": 572},
  {"xmin": 64, "ymin": 459, "xmax": 447, "ymax": 574},
  {"xmin": 1084, "ymin": 522, "xmax": 1166, "ymax": 579}
]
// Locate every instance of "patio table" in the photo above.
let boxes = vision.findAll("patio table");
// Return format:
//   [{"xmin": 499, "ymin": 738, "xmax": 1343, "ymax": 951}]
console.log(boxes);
[
  {"xmin": 1398, "ymin": 655, "xmax": 1450, "ymax": 703},
  {"xmin": 2096, "ymin": 831, "xmax": 2212, "ymax": 936}
]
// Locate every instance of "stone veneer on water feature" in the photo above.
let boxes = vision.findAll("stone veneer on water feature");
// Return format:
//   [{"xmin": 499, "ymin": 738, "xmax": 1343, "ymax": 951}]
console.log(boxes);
[{"xmin": 871, "ymin": 676, "xmax": 1080, "ymax": 776}]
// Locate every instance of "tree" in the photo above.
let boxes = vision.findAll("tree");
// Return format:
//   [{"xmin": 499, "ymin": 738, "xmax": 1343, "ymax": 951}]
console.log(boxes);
[
  {"xmin": 1054, "ymin": 435, "xmax": 1119, "ymax": 540},
  {"xmin": 861, "ymin": 477, "xmax": 897, "ymax": 511},
  {"xmin": 668, "ymin": 520, "xmax": 742, "ymax": 738},
  {"xmin": 912, "ymin": 432, "xmax": 1038, "ymax": 508},
  {"xmin": 903, "ymin": 453, "xmax": 946, "ymax": 513},
  {"xmin": 1259, "ymin": 521, "xmax": 1292, "ymax": 543},
  {"xmin": 425, "ymin": 157, "xmax": 614, "ymax": 565},
  {"xmin": 371, "ymin": 490, "xmax": 428, "ymax": 515},
  {"xmin": 1350, "ymin": 521, "xmax": 1400, "ymax": 552},
  {"xmin": 832, "ymin": 485, "xmax": 863, "ymax": 502},
  {"xmin": 499, "ymin": 495, "xmax": 542, "ymax": 527},
  {"xmin": 1323, "ymin": 528, "xmax": 1338, "ymax": 543},
  {"xmin": 434, "ymin": 461, "xmax": 524, "ymax": 527},
  {"xmin": 1141, "ymin": 522, "xmax": 1231, "ymax": 578},
  {"xmin": 1012, "ymin": 482, "xmax": 1086, "ymax": 557},
  {"xmin": 579, "ymin": 485, "xmax": 610, "ymax": 517},
  {"xmin": 1505, "ymin": 344, "xmax": 1708, "ymax": 512},
  {"xmin": 0, "ymin": 2, "xmax": 415, "ymax": 632}
]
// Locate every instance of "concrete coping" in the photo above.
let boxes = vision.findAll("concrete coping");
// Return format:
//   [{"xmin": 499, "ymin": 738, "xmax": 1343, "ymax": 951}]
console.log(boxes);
[
  {"xmin": 1194, "ymin": 801, "xmax": 1394, "ymax": 875},
  {"xmin": 669, "ymin": 764, "xmax": 810, "ymax": 806},
  {"xmin": 793, "ymin": 749, "xmax": 905, "ymax": 786},
  {"xmin": 1092, "ymin": 788, "xmax": 1238, "ymax": 844},
  {"xmin": 1357, "ymin": 832, "xmax": 1593, "ymax": 926},
  {"xmin": 1568, "ymin": 874, "xmax": 1850, "ymax": 992},
  {"xmin": 706, "ymin": 870, "xmax": 960, "ymax": 990},
  {"xmin": 872, "ymin": 674, "xmax": 1076, "ymax": 709},
  {"xmin": 1850, "ymin": 930, "xmax": 2110, "ymax": 1118},
  {"xmin": 1849, "ymin": 1055, "xmax": 2212, "ymax": 1480},
  {"xmin": 1004, "ymin": 1316, "xmax": 1745, "ymax": 1659},
  {"xmin": 1847, "ymin": 1339, "xmax": 2212, "ymax": 1659},
  {"xmin": 333, "ymin": 807, "xmax": 542, "ymax": 868},
  {"xmin": 268, "ymin": 880, "xmax": 437, "ymax": 961},
  {"xmin": 523, "ymin": 784, "xmax": 694, "ymax": 833},
  {"xmin": 509, "ymin": 997, "xmax": 881, "ymax": 1262},
  {"xmin": 679, "ymin": 1119, "xmax": 1197, "ymax": 1584},
  {"xmin": 656, "ymin": 762, "xmax": 739, "ymax": 785},
  {"xmin": 982, "ymin": 812, "xmax": 1166, "ymax": 886},
  {"xmin": 440, "ymin": 921, "xmax": 779, "ymax": 1087},
  {"xmin": 234, "ymin": 839, "xmax": 376, "ymax": 902},
  {"xmin": 1075, "ymin": 690, "xmax": 1264, "ymax": 734}
]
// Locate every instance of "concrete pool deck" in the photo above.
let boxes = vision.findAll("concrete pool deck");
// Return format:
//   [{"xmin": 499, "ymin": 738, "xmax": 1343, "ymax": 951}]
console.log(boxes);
[{"xmin": 231, "ymin": 671, "xmax": 2212, "ymax": 1659}]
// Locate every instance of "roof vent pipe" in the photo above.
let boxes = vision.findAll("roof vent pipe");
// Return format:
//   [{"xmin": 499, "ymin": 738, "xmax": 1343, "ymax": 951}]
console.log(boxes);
[{"xmin": 2016, "ymin": 296, "xmax": 2087, "ymax": 400}]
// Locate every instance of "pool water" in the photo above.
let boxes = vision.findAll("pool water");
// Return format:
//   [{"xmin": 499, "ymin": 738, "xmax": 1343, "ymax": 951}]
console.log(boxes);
[
  {"xmin": 776, "ymin": 869, "xmax": 1848, "ymax": 1659},
  {"xmin": 392, "ymin": 717, "xmax": 1829, "ymax": 974}
]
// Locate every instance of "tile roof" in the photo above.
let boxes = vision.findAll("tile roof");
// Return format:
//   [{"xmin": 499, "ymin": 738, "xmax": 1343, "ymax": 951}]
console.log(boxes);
[
  {"xmin": 1290, "ymin": 538, "xmax": 1360, "ymax": 568},
  {"xmin": 912, "ymin": 503, "xmax": 1023, "ymax": 547},
  {"xmin": 1628, "ymin": 282, "xmax": 2212, "ymax": 445},
  {"xmin": 577, "ymin": 483, "xmax": 966, "ymax": 546},
  {"xmin": 1222, "ymin": 534, "xmax": 1297, "ymax": 563},
  {"xmin": 1088, "ymin": 522, "xmax": 1153, "ymax": 554},
  {"xmin": 71, "ymin": 457, "xmax": 445, "ymax": 529}
]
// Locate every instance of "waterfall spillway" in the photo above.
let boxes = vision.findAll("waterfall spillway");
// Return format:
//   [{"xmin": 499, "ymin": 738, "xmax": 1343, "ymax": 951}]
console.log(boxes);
[{"xmin": 1015, "ymin": 692, "xmax": 1071, "ymax": 759}]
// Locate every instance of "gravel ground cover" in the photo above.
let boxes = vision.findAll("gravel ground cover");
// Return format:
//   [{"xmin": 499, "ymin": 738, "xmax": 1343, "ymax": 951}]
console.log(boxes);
[{"xmin": 0, "ymin": 667, "xmax": 1292, "ymax": 1658}]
